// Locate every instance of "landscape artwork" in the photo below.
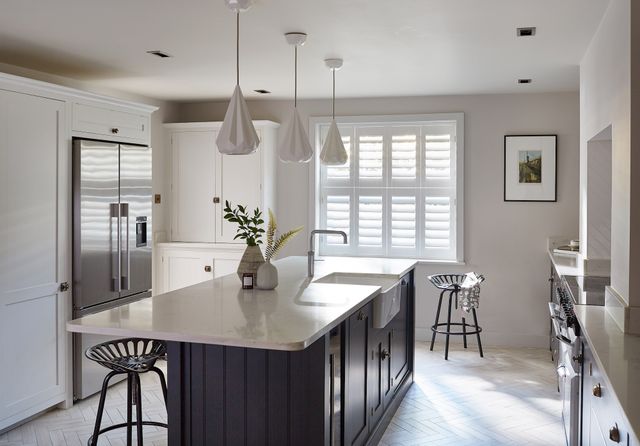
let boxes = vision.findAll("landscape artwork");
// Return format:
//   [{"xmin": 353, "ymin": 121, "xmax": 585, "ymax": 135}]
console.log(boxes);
[
  {"xmin": 518, "ymin": 150, "xmax": 542, "ymax": 183},
  {"xmin": 504, "ymin": 135, "xmax": 557, "ymax": 202}
]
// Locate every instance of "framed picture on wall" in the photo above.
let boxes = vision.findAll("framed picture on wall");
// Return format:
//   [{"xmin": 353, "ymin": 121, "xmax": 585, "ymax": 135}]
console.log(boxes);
[{"xmin": 504, "ymin": 134, "xmax": 557, "ymax": 202}]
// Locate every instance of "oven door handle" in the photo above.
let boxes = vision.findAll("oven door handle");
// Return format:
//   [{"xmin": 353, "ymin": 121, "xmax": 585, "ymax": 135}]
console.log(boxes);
[{"xmin": 551, "ymin": 317, "xmax": 574, "ymax": 346}]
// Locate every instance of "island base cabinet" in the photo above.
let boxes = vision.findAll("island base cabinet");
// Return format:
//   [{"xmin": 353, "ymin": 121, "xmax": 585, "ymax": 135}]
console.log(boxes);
[{"xmin": 167, "ymin": 338, "xmax": 330, "ymax": 446}]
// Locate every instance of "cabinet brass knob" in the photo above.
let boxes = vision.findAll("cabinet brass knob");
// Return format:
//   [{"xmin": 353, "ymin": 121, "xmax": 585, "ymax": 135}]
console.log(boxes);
[
  {"xmin": 357, "ymin": 311, "xmax": 365, "ymax": 321},
  {"xmin": 381, "ymin": 349, "xmax": 390, "ymax": 360},
  {"xmin": 213, "ymin": 197, "xmax": 221, "ymax": 204},
  {"xmin": 111, "ymin": 127, "xmax": 119, "ymax": 134},
  {"xmin": 593, "ymin": 383, "xmax": 602, "ymax": 398},
  {"xmin": 609, "ymin": 423, "xmax": 620, "ymax": 443},
  {"xmin": 204, "ymin": 265, "xmax": 212, "ymax": 273}
]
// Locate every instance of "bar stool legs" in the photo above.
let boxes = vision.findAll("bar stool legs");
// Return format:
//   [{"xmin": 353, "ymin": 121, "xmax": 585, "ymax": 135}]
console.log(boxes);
[{"xmin": 429, "ymin": 287, "xmax": 483, "ymax": 360}]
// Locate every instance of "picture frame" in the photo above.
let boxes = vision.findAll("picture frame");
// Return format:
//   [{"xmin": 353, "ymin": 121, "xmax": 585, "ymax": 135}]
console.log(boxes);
[{"xmin": 504, "ymin": 134, "xmax": 557, "ymax": 202}]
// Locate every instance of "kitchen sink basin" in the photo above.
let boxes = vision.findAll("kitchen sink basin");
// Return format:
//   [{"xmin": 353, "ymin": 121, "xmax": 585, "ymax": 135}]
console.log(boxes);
[{"xmin": 313, "ymin": 273, "xmax": 402, "ymax": 328}]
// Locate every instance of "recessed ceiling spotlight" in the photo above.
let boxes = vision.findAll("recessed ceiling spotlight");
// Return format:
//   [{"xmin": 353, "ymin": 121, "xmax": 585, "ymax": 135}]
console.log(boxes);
[
  {"xmin": 517, "ymin": 27, "xmax": 536, "ymax": 37},
  {"xmin": 146, "ymin": 50, "xmax": 172, "ymax": 58},
  {"xmin": 254, "ymin": 89, "xmax": 271, "ymax": 94},
  {"xmin": 518, "ymin": 78, "xmax": 532, "ymax": 84}
]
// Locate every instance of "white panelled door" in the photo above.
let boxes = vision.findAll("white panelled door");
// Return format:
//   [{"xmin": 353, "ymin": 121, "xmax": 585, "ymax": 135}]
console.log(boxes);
[
  {"xmin": 215, "ymin": 130, "xmax": 262, "ymax": 243},
  {"xmin": 171, "ymin": 131, "xmax": 217, "ymax": 242},
  {"xmin": 0, "ymin": 90, "xmax": 67, "ymax": 429}
]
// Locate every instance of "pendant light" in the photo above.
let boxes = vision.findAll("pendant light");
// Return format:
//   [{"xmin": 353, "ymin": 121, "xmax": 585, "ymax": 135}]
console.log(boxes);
[
  {"xmin": 320, "ymin": 58, "xmax": 348, "ymax": 165},
  {"xmin": 216, "ymin": 0, "xmax": 260, "ymax": 155},
  {"xmin": 278, "ymin": 32, "xmax": 314, "ymax": 163}
]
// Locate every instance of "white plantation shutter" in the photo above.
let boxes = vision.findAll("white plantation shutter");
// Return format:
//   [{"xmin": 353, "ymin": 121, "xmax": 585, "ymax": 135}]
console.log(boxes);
[
  {"xmin": 390, "ymin": 194, "xmax": 416, "ymax": 250},
  {"xmin": 317, "ymin": 114, "xmax": 462, "ymax": 261},
  {"xmin": 391, "ymin": 129, "xmax": 418, "ymax": 185},
  {"xmin": 358, "ymin": 194, "xmax": 384, "ymax": 250},
  {"xmin": 358, "ymin": 130, "xmax": 384, "ymax": 182},
  {"xmin": 324, "ymin": 193, "xmax": 351, "ymax": 245}
]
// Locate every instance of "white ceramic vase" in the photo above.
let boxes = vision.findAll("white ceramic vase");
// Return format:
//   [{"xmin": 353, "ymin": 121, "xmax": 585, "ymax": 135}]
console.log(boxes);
[
  {"xmin": 237, "ymin": 244, "xmax": 265, "ymax": 282},
  {"xmin": 256, "ymin": 260, "xmax": 278, "ymax": 290}
]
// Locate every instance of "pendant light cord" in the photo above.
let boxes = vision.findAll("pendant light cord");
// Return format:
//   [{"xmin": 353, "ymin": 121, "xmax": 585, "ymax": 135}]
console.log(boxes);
[
  {"xmin": 236, "ymin": 11, "xmax": 240, "ymax": 86},
  {"xmin": 294, "ymin": 45, "xmax": 298, "ymax": 108},
  {"xmin": 332, "ymin": 69, "xmax": 336, "ymax": 119}
]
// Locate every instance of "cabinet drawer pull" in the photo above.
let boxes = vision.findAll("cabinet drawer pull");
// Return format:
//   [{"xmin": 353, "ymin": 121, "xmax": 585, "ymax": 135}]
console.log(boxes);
[
  {"xmin": 609, "ymin": 423, "xmax": 621, "ymax": 443},
  {"xmin": 213, "ymin": 197, "xmax": 220, "ymax": 204},
  {"xmin": 381, "ymin": 349, "xmax": 390, "ymax": 360},
  {"xmin": 111, "ymin": 127, "xmax": 119, "ymax": 134},
  {"xmin": 592, "ymin": 383, "xmax": 602, "ymax": 398},
  {"xmin": 204, "ymin": 265, "xmax": 212, "ymax": 273},
  {"xmin": 357, "ymin": 311, "xmax": 366, "ymax": 321}
]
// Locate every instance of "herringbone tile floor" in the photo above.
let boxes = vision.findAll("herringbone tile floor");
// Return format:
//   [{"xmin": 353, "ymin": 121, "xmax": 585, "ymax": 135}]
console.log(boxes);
[{"xmin": 1, "ymin": 343, "xmax": 562, "ymax": 446}]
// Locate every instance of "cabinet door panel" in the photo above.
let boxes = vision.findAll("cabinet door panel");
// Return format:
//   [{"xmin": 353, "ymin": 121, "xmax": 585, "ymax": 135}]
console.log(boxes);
[
  {"xmin": 0, "ymin": 90, "xmax": 65, "ymax": 426},
  {"xmin": 166, "ymin": 254, "xmax": 212, "ymax": 292},
  {"xmin": 214, "ymin": 259, "xmax": 239, "ymax": 278},
  {"xmin": 344, "ymin": 304, "xmax": 371, "ymax": 446},
  {"xmin": 390, "ymin": 278, "xmax": 409, "ymax": 389},
  {"xmin": 171, "ymin": 131, "xmax": 216, "ymax": 242},
  {"xmin": 216, "ymin": 131, "xmax": 262, "ymax": 243}
]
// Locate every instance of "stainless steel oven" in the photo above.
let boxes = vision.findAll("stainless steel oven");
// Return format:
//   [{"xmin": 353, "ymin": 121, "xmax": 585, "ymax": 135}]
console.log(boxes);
[{"xmin": 549, "ymin": 282, "xmax": 583, "ymax": 446}]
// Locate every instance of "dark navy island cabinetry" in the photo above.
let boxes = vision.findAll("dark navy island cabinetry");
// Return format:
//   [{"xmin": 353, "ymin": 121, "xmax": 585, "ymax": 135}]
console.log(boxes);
[{"xmin": 167, "ymin": 271, "xmax": 415, "ymax": 446}]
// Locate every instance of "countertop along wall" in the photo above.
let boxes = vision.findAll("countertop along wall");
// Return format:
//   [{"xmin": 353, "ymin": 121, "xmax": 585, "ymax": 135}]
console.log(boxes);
[{"xmin": 177, "ymin": 92, "xmax": 579, "ymax": 347}]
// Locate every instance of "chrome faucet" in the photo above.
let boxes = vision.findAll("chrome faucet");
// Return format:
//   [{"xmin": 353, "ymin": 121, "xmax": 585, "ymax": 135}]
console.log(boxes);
[{"xmin": 308, "ymin": 229, "xmax": 348, "ymax": 277}]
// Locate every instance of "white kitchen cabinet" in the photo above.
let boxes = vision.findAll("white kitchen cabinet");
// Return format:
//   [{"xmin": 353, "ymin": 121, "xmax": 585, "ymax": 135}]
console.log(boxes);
[
  {"xmin": 155, "ymin": 243, "xmax": 245, "ymax": 294},
  {"xmin": 164, "ymin": 121, "xmax": 278, "ymax": 244},
  {"xmin": 0, "ymin": 89, "xmax": 68, "ymax": 430},
  {"xmin": 73, "ymin": 102, "xmax": 150, "ymax": 142}
]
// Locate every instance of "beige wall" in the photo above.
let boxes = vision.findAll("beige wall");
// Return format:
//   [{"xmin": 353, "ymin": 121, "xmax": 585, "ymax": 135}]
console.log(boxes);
[{"xmin": 178, "ymin": 92, "xmax": 580, "ymax": 347}]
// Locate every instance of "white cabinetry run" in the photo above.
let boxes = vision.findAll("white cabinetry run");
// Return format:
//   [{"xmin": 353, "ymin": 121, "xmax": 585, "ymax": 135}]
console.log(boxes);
[
  {"xmin": 164, "ymin": 121, "xmax": 278, "ymax": 243},
  {"xmin": 154, "ymin": 243, "xmax": 245, "ymax": 295},
  {"xmin": 0, "ymin": 71, "xmax": 157, "ymax": 432}
]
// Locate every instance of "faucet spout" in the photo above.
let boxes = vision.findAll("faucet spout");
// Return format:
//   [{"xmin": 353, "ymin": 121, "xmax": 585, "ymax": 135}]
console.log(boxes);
[{"xmin": 308, "ymin": 229, "xmax": 348, "ymax": 277}]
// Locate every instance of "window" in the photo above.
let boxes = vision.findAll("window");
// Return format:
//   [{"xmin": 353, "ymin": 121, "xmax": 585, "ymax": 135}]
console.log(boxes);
[{"xmin": 313, "ymin": 114, "xmax": 463, "ymax": 261}]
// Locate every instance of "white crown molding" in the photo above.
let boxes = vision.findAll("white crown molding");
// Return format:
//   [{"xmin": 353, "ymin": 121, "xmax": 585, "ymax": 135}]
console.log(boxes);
[
  {"xmin": 0, "ymin": 71, "xmax": 158, "ymax": 114},
  {"xmin": 163, "ymin": 120, "xmax": 280, "ymax": 130}
]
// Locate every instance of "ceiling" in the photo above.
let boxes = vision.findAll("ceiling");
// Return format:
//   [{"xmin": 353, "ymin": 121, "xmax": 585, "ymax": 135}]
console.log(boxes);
[{"xmin": 0, "ymin": 0, "xmax": 610, "ymax": 101}]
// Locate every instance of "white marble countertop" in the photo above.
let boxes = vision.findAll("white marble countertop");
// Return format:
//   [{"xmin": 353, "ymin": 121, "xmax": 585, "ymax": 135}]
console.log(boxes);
[
  {"xmin": 67, "ymin": 256, "xmax": 417, "ymax": 351},
  {"xmin": 574, "ymin": 305, "xmax": 640, "ymax": 442},
  {"xmin": 547, "ymin": 248, "xmax": 582, "ymax": 277}
]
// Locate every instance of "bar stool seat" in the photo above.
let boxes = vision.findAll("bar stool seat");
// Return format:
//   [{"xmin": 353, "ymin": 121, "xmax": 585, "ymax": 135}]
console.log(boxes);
[
  {"xmin": 427, "ymin": 273, "xmax": 485, "ymax": 360},
  {"xmin": 85, "ymin": 338, "xmax": 168, "ymax": 446}
]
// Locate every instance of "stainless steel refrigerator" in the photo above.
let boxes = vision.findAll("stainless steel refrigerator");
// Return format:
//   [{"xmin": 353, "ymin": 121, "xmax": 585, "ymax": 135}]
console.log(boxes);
[{"xmin": 72, "ymin": 138, "xmax": 152, "ymax": 399}]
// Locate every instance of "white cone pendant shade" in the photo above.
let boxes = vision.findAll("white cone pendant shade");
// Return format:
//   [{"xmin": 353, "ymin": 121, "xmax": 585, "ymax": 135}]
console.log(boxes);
[
  {"xmin": 320, "ymin": 119, "xmax": 348, "ymax": 165},
  {"xmin": 278, "ymin": 32, "xmax": 312, "ymax": 163},
  {"xmin": 320, "ymin": 58, "xmax": 347, "ymax": 165},
  {"xmin": 279, "ymin": 108, "xmax": 313, "ymax": 162},
  {"xmin": 216, "ymin": 85, "xmax": 260, "ymax": 155}
]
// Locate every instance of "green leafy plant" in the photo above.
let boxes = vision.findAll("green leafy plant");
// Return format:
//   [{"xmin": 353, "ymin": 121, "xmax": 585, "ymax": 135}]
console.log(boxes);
[
  {"xmin": 264, "ymin": 209, "xmax": 303, "ymax": 261},
  {"xmin": 223, "ymin": 201, "xmax": 265, "ymax": 246}
]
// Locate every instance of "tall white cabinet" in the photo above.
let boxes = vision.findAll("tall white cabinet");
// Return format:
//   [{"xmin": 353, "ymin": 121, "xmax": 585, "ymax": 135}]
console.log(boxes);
[
  {"xmin": 0, "ymin": 72, "xmax": 156, "ymax": 432},
  {"xmin": 155, "ymin": 122, "xmax": 279, "ymax": 295},
  {"xmin": 0, "ymin": 89, "xmax": 68, "ymax": 430},
  {"xmin": 165, "ymin": 121, "xmax": 278, "ymax": 243}
]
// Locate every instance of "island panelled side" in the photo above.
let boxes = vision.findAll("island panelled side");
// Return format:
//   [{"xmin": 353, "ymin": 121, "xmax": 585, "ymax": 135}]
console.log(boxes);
[{"xmin": 166, "ymin": 270, "xmax": 415, "ymax": 446}]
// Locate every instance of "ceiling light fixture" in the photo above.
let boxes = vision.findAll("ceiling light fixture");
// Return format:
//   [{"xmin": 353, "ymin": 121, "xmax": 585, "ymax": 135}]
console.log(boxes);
[
  {"xmin": 319, "ymin": 58, "xmax": 347, "ymax": 166},
  {"xmin": 517, "ymin": 27, "xmax": 537, "ymax": 37},
  {"xmin": 216, "ymin": 0, "xmax": 260, "ymax": 155},
  {"xmin": 278, "ymin": 32, "xmax": 313, "ymax": 163}
]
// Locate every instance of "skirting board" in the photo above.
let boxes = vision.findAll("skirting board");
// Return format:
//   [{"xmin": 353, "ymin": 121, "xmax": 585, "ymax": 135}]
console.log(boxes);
[{"xmin": 415, "ymin": 327, "xmax": 548, "ymax": 349}]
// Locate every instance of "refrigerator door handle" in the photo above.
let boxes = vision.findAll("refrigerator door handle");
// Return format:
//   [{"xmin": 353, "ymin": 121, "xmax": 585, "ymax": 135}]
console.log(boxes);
[
  {"xmin": 121, "ymin": 202, "xmax": 130, "ymax": 291},
  {"xmin": 110, "ymin": 203, "xmax": 121, "ymax": 292}
]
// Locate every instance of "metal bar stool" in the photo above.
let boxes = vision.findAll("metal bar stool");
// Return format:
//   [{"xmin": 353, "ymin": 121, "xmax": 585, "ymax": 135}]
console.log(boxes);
[
  {"xmin": 85, "ymin": 338, "xmax": 168, "ymax": 446},
  {"xmin": 427, "ymin": 273, "xmax": 485, "ymax": 360}
]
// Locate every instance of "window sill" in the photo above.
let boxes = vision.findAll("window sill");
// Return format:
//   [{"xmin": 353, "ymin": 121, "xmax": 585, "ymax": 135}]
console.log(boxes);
[
  {"xmin": 318, "ymin": 254, "xmax": 466, "ymax": 267},
  {"xmin": 416, "ymin": 259, "xmax": 466, "ymax": 267}
]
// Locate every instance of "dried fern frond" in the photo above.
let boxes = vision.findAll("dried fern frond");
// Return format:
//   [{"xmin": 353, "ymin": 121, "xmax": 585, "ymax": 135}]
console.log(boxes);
[
  {"xmin": 266, "ymin": 208, "xmax": 276, "ymax": 253},
  {"xmin": 267, "ymin": 226, "xmax": 303, "ymax": 260}
]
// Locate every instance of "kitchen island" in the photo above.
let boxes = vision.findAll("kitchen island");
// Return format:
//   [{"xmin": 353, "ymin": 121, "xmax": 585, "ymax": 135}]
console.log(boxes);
[{"xmin": 68, "ymin": 256, "xmax": 417, "ymax": 446}]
